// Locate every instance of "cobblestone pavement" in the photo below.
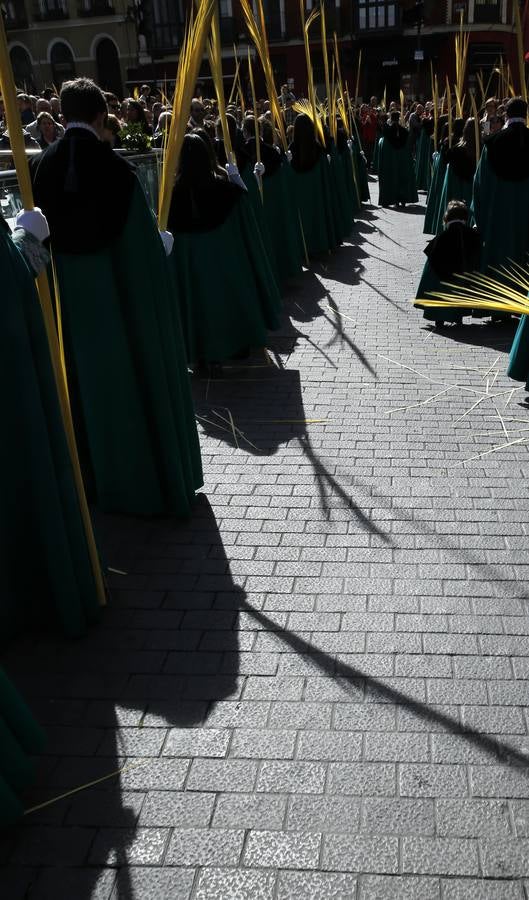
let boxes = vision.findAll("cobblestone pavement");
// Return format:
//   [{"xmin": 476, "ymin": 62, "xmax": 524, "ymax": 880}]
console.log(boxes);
[{"xmin": 4, "ymin": 182, "xmax": 529, "ymax": 900}]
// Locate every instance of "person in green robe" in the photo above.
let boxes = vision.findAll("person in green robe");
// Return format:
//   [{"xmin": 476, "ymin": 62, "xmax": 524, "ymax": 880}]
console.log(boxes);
[
  {"xmin": 424, "ymin": 118, "xmax": 463, "ymax": 235},
  {"xmin": 378, "ymin": 111, "xmax": 419, "ymax": 208},
  {"xmin": 288, "ymin": 114, "xmax": 339, "ymax": 256},
  {"xmin": 1, "ymin": 210, "xmax": 100, "ymax": 640},
  {"xmin": 415, "ymin": 116, "xmax": 435, "ymax": 192},
  {"xmin": 246, "ymin": 116, "xmax": 304, "ymax": 283},
  {"xmin": 31, "ymin": 77, "xmax": 203, "ymax": 517},
  {"xmin": 414, "ymin": 200, "xmax": 481, "ymax": 326},
  {"xmin": 168, "ymin": 133, "xmax": 281, "ymax": 367},
  {"xmin": 473, "ymin": 97, "xmax": 529, "ymax": 275},
  {"xmin": 435, "ymin": 118, "xmax": 478, "ymax": 234}
]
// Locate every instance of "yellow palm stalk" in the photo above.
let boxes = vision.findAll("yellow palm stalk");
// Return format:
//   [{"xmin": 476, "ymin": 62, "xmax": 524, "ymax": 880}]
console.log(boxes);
[
  {"xmin": 476, "ymin": 70, "xmax": 485, "ymax": 107},
  {"xmin": 247, "ymin": 48, "xmax": 263, "ymax": 200},
  {"xmin": 446, "ymin": 77, "xmax": 453, "ymax": 145},
  {"xmin": 400, "ymin": 89, "xmax": 405, "ymax": 121},
  {"xmin": 228, "ymin": 51, "xmax": 240, "ymax": 105},
  {"xmin": 355, "ymin": 49, "xmax": 362, "ymax": 103},
  {"xmin": 320, "ymin": 1, "xmax": 332, "ymax": 135},
  {"xmin": 469, "ymin": 91, "xmax": 481, "ymax": 168},
  {"xmin": 239, "ymin": 0, "xmax": 287, "ymax": 150},
  {"xmin": 416, "ymin": 263, "xmax": 529, "ymax": 316},
  {"xmin": 300, "ymin": 2, "xmax": 324, "ymax": 144},
  {"xmin": 514, "ymin": 1, "xmax": 528, "ymax": 104},
  {"xmin": 382, "ymin": 85, "xmax": 387, "ymax": 113},
  {"xmin": 0, "ymin": 14, "xmax": 106, "ymax": 605},
  {"xmin": 158, "ymin": 0, "xmax": 215, "ymax": 231},
  {"xmin": 208, "ymin": 4, "xmax": 235, "ymax": 164}
]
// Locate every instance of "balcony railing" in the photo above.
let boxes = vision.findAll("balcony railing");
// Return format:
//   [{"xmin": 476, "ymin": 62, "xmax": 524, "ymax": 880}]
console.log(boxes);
[
  {"xmin": 33, "ymin": 1, "xmax": 69, "ymax": 19},
  {"xmin": 78, "ymin": 0, "xmax": 114, "ymax": 14}
]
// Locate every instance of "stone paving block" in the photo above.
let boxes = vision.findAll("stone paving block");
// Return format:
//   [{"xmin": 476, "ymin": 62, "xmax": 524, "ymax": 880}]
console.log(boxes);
[
  {"xmin": 460, "ymin": 705, "xmax": 526, "ymax": 734},
  {"xmin": 400, "ymin": 764, "xmax": 468, "ymax": 798},
  {"xmin": 257, "ymin": 760, "xmax": 327, "ymax": 793},
  {"xmin": 120, "ymin": 759, "xmax": 190, "ymax": 791},
  {"xmin": 195, "ymin": 868, "xmax": 277, "ymax": 900},
  {"xmin": 333, "ymin": 704, "xmax": 397, "ymax": 732},
  {"xmin": 242, "ymin": 676, "xmax": 304, "ymax": 701},
  {"xmin": 437, "ymin": 798, "xmax": 512, "ymax": 839},
  {"xmin": 359, "ymin": 874, "xmax": 441, "ymax": 899},
  {"xmin": 401, "ymin": 837, "xmax": 479, "ymax": 876},
  {"xmin": 277, "ymin": 871, "xmax": 357, "ymax": 900},
  {"xmin": 139, "ymin": 791, "xmax": 215, "ymax": 828},
  {"xmin": 363, "ymin": 732, "xmax": 429, "ymax": 762},
  {"xmin": 229, "ymin": 728, "xmax": 296, "ymax": 759},
  {"xmin": 212, "ymin": 793, "xmax": 287, "ymax": 830},
  {"xmin": 269, "ymin": 701, "xmax": 333, "ymax": 729},
  {"xmin": 110, "ymin": 867, "xmax": 195, "ymax": 899},
  {"xmin": 162, "ymin": 728, "xmax": 230, "ymax": 758},
  {"xmin": 361, "ymin": 798, "xmax": 434, "ymax": 835},
  {"xmin": 243, "ymin": 829, "xmax": 321, "ymax": 868},
  {"xmin": 205, "ymin": 701, "xmax": 270, "ymax": 729},
  {"xmin": 66, "ymin": 790, "xmax": 145, "ymax": 828},
  {"xmin": 165, "ymin": 827, "xmax": 245, "ymax": 867},
  {"xmin": 471, "ymin": 765, "xmax": 529, "ymax": 798},
  {"xmin": 187, "ymin": 759, "xmax": 258, "ymax": 793},
  {"xmin": 511, "ymin": 800, "xmax": 529, "ymax": 836},
  {"xmin": 286, "ymin": 795, "xmax": 361, "ymax": 833},
  {"xmin": 89, "ymin": 827, "xmax": 169, "ymax": 866},
  {"xmin": 328, "ymin": 762, "xmax": 396, "ymax": 796},
  {"xmin": 440, "ymin": 879, "xmax": 523, "ymax": 900},
  {"xmin": 431, "ymin": 734, "xmax": 497, "ymax": 765},
  {"xmin": 479, "ymin": 837, "xmax": 529, "ymax": 877},
  {"xmin": 9, "ymin": 826, "xmax": 95, "ymax": 867},
  {"xmin": 297, "ymin": 730, "xmax": 363, "ymax": 761},
  {"xmin": 322, "ymin": 834, "xmax": 399, "ymax": 874}
]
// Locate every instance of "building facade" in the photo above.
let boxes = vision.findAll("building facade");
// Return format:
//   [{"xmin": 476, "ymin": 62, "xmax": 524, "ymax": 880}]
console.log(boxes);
[{"xmin": 3, "ymin": 0, "xmax": 139, "ymax": 95}]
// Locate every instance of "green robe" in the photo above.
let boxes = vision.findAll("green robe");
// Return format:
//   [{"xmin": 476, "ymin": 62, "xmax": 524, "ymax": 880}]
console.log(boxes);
[
  {"xmin": 473, "ymin": 144, "xmax": 529, "ymax": 273},
  {"xmin": 424, "ymin": 151, "xmax": 447, "ymax": 235},
  {"xmin": 290, "ymin": 154, "xmax": 339, "ymax": 256},
  {"xmin": 415, "ymin": 259, "xmax": 464, "ymax": 324},
  {"xmin": 435, "ymin": 164, "xmax": 474, "ymax": 235},
  {"xmin": 242, "ymin": 163, "xmax": 282, "ymax": 289},
  {"xmin": 415, "ymin": 128, "xmax": 434, "ymax": 192},
  {"xmin": 54, "ymin": 183, "xmax": 203, "ymax": 516},
  {"xmin": 328, "ymin": 147, "xmax": 353, "ymax": 242},
  {"xmin": 262, "ymin": 162, "xmax": 304, "ymax": 282},
  {"xmin": 170, "ymin": 194, "xmax": 282, "ymax": 364},
  {"xmin": 0, "ymin": 224, "xmax": 100, "ymax": 641},
  {"xmin": 0, "ymin": 668, "xmax": 45, "ymax": 826},
  {"xmin": 508, "ymin": 314, "xmax": 529, "ymax": 388},
  {"xmin": 378, "ymin": 135, "xmax": 419, "ymax": 207},
  {"xmin": 352, "ymin": 139, "xmax": 370, "ymax": 201}
]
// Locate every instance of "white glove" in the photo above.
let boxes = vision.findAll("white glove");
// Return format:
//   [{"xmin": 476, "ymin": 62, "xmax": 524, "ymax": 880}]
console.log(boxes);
[
  {"xmin": 254, "ymin": 161, "xmax": 265, "ymax": 178},
  {"xmin": 159, "ymin": 230, "xmax": 174, "ymax": 256},
  {"xmin": 226, "ymin": 162, "xmax": 248, "ymax": 191},
  {"xmin": 286, "ymin": 150, "xmax": 293, "ymax": 163},
  {"xmin": 360, "ymin": 151, "xmax": 367, "ymax": 163},
  {"xmin": 327, "ymin": 154, "xmax": 332, "ymax": 164},
  {"xmin": 347, "ymin": 139, "xmax": 353, "ymax": 150},
  {"xmin": 15, "ymin": 207, "xmax": 49, "ymax": 243}
]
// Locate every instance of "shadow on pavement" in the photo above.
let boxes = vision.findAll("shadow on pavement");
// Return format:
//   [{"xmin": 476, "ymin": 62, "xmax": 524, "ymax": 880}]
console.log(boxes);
[{"xmin": 2, "ymin": 496, "xmax": 244, "ymax": 899}]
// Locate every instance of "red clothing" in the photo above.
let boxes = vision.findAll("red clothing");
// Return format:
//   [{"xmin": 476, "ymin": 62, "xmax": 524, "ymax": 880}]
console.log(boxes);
[{"xmin": 360, "ymin": 112, "xmax": 378, "ymax": 143}]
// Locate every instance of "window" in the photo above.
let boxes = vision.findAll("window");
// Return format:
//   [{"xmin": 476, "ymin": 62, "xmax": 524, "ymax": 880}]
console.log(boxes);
[
  {"xmin": 358, "ymin": 0, "xmax": 397, "ymax": 30},
  {"xmin": 473, "ymin": 0, "xmax": 501, "ymax": 25}
]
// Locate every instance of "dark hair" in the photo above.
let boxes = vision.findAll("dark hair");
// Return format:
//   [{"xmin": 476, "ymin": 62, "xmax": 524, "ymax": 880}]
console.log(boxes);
[
  {"xmin": 506, "ymin": 97, "xmax": 528, "ymax": 120},
  {"xmin": 60, "ymin": 77, "xmax": 107, "ymax": 124},
  {"xmin": 444, "ymin": 199, "xmax": 469, "ymax": 225},
  {"xmin": 390, "ymin": 110, "xmax": 400, "ymax": 124},
  {"xmin": 459, "ymin": 117, "xmax": 478, "ymax": 154},
  {"xmin": 192, "ymin": 127, "xmax": 221, "ymax": 173},
  {"xmin": 177, "ymin": 132, "xmax": 215, "ymax": 185},
  {"xmin": 291, "ymin": 113, "xmax": 320, "ymax": 171},
  {"xmin": 127, "ymin": 99, "xmax": 149, "ymax": 130}
]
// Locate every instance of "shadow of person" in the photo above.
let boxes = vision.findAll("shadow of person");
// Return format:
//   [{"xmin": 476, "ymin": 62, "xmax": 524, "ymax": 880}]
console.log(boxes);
[{"xmin": 2, "ymin": 496, "xmax": 244, "ymax": 899}]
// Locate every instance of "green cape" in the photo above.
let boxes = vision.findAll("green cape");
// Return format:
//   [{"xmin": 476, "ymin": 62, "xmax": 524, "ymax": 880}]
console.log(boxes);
[
  {"xmin": 261, "ymin": 162, "xmax": 304, "ymax": 282},
  {"xmin": 472, "ymin": 145, "xmax": 529, "ymax": 273},
  {"xmin": 290, "ymin": 154, "xmax": 339, "ymax": 256},
  {"xmin": 0, "ymin": 668, "xmax": 45, "ymax": 826},
  {"xmin": 0, "ymin": 225, "xmax": 100, "ymax": 641},
  {"xmin": 415, "ymin": 259, "xmax": 464, "ymax": 323},
  {"xmin": 170, "ymin": 193, "xmax": 282, "ymax": 364},
  {"xmin": 508, "ymin": 314, "xmax": 529, "ymax": 388},
  {"xmin": 242, "ymin": 164, "xmax": 282, "ymax": 288},
  {"xmin": 377, "ymin": 136, "xmax": 419, "ymax": 207},
  {"xmin": 424, "ymin": 151, "xmax": 447, "ymax": 235},
  {"xmin": 435, "ymin": 164, "xmax": 474, "ymax": 235},
  {"xmin": 54, "ymin": 182, "xmax": 203, "ymax": 517},
  {"xmin": 415, "ymin": 129, "xmax": 434, "ymax": 192}
]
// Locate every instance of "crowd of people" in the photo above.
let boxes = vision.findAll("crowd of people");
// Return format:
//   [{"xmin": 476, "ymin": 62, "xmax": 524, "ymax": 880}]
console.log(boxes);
[{"xmin": 3, "ymin": 71, "xmax": 529, "ymax": 823}]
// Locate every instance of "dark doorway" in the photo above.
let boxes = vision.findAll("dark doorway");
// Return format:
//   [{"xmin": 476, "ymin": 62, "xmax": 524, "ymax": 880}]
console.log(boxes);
[
  {"xmin": 10, "ymin": 45, "xmax": 35, "ymax": 92},
  {"xmin": 50, "ymin": 41, "xmax": 76, "ymax": 87},
  {"xmin": 95, "ymin": 37, "xmax": 123, "ymax": 96}
]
